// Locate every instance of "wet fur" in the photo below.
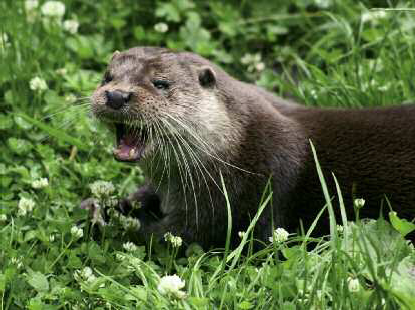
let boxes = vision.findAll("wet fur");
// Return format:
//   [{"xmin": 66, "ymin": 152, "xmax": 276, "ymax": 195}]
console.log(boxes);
[{"xmin": 91, "ymin": 47, "xmax": 415, "ymax": 248}]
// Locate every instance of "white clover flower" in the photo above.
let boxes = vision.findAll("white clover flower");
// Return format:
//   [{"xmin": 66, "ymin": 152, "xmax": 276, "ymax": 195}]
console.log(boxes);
[
  {"xmin": 347, "ymin": 277, "xmax": 360, "ymax": 292},
  {"xmin": 32, "ymin": 177, "xmax": 49, "ymax": 189},
  {"xmin": 314, "ymin": 0, "xmax": 331, "ymax": 8},
  {"xmin": 113, "ymin": 209, "xmax": 140, "ymax": 230},
  {"xmin": 82, "ymin": 267, "xmax": 93, "ymax": 278},
  {"xmin": 268, "ymin": 228, "xmax": 289, "ymax": 244},
  {"xmin": 310, "ymin": 89, "xmax": 318, "ymax": 100},
  {"xmin": 74, "ymin": 267, "xmax": 96, "ymax": 283},
  {"xmin": 65, "ymin": 94, "xmax": 77, "ymax": 103},
  {"xmin": 241, "ymin": 53, "xmax": 254, "ymax": 65},
  {"xmin": 241, "ymin": 53, "xmax": 264, "ymax": 73},
  {"xmin": 354, "ymin": 198, "xmax": 365, "ymax": 209},
  {"xmin": 171, "ymin": 236, "xmax": 182, "ymax": 247},
  {"xmin": 63, "ymin": 19, "xmax": 79, "ymax": 34},
  {"xmin": 0, "ymin": 214, "xmax": 7, "ymax": 222},
  {"xmin": 11, "ymin": 257, "xmax": 23, "ymax": 269},
  {"xmin": 164, "ymin": 232, "xmax": 183, "ymax": 247},
  {"xmin": 115, "ymin": 253, "xmax": 126, "ymax": 261},
  {"xmin": 255, "ymin": 54, "xmax": 262, "ymax": 62},
  {"xmin": 238, "ymin": 231, "xmax": 245, "ymax": 238},
  {"xmin": 123, "ymin": 242, "xmax": 138, "ymax": 252},
  {"xmin": 255, "ymin": 62, "xmax": 265, "ymax": 72},
  {"xmin": 71, "ymin": 225, "xmax": 84, "ymax": 239},
  {"xmin": 157, "ymin": 275, "xmax": 186, "ymax": 299},
  {"xmin": 18, "ymin": 197, "xmax": 35, "ymax": 216},
  {"xmin": 164, "ymin": 232, "xmax": 173, "ymax": 242},
  {"xmin": 154, "ymin": 22, "xmax": 168, "ymax": 33},
  {"xmin": 107, "ymin": 198, "xmax": 118, "ymax": 208},
  {"xmin": 25, "ymin": 0, "xmax": 39, "ymax": 11},
  {"xmin": 56, "ymin": 67, "xmax": 67, "ymax": 76},
  {"xmin": 122, "ymin": 216, "xmax": 141, "ymax": 230},
  {"xmin": 89, "ymin": 180, "xmax": 115, "ymax": 198},
  {"xmin": 110, "ymin": 209, "xmax": 121, "ymax": 220},
  {"xmin": 29, "ymin": 76, "xmax": 48, "ymax": 92},
  {"xmin": 41, "ymin": 1, "xmax": 65, "ymax": 18},
  {"xmin": 361, "ymin": 10, "xmax": 387, "ymax": 23},
  {"xmin": 25, "ymin": 0, "xmax": 39, "ymax": 22}
]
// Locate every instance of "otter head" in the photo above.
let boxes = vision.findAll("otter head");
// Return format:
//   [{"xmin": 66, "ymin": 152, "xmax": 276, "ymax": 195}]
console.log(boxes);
[{"xmin": 91, "ymin": 47, "xmax": 234, "ymax": 166}]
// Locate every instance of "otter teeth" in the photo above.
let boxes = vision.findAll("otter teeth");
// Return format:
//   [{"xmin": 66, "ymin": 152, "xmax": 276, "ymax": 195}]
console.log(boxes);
[{"xmin": 112, "ymin": 125, "xmax": 147, "ymax": 162}]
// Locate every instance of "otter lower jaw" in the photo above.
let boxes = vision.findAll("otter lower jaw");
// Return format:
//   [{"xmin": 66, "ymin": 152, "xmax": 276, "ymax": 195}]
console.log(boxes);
[{"xmin": 113, "ymin": 123, "xmax": 147, "ymax": 162}]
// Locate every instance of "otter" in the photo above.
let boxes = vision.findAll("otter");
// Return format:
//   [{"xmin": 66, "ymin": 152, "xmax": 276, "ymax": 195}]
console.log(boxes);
[{"xmin": 89, "ymin": 46, "xmax": 415, "ymax": 248}]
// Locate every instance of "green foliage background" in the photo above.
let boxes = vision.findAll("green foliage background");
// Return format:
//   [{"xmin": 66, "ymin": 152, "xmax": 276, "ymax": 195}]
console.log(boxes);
[{"xmin": 1, "ymin": 0, "xmax": 415, "ymax": 309}]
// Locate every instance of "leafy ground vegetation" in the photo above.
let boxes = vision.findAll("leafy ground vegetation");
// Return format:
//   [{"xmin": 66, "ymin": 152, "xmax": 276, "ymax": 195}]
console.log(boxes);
[{"xmin": 1, "ymin": 0, "xmax": 415, "ymax": 309}]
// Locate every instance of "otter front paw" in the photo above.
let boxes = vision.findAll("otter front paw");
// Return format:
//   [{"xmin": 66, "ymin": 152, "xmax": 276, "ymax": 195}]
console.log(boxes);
[{"xmin": 117, "ymin": 185, "xmax": 162, "ymax": 223}]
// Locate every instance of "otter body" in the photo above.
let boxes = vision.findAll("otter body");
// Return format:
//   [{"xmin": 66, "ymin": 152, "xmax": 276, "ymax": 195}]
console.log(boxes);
[
  {"xmin": 90, "ymin": 47, "xmax": 415, "ymax": 247},
  {"xmin": 283, "ymin": 105, "xmax": 415, "ymax": 233}
]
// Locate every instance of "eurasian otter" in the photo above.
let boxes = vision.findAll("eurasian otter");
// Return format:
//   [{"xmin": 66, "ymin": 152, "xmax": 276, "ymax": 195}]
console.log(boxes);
[{"xmin": 89, "ymin": 46, "xmax": 415, "ymax": 248}]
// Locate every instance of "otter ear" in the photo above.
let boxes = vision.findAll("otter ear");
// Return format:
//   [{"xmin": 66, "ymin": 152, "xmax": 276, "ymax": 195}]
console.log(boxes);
[
  {"xmin": 198, "ymin": 66, "xmax": 216, "ymax": 88},
  {"xmin": 111, "ymin": 50, "xmax": 121, "ymax": 60}
]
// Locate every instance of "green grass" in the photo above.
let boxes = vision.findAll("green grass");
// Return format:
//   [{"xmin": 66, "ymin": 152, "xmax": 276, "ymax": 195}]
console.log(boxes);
[{"xmin": 1, "ymin": 0, "xmax": 415, "ymax": 309}]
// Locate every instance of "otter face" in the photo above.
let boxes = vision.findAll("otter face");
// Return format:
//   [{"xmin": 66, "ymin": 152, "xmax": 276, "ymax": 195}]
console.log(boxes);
[{"xmin": 91, "ymin": 47, "xmax": 231, "ymax": 165}]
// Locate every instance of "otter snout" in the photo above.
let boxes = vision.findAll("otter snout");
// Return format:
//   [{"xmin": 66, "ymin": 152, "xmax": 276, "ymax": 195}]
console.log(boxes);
[{"xmin": 105, "ymin": 89, "xmax": 132, "ymax": 110}]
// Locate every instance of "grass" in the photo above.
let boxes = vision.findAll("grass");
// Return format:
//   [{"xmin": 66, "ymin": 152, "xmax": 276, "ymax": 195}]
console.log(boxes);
[{"xmin": 1, "ymin": 0, "xmax": 415, "ymax": 309}]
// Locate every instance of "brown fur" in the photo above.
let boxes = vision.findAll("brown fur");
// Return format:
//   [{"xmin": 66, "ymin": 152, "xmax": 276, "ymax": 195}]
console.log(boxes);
[{"xmin": 90, "ymin": 46, "xmax": 415, "ymax": 248}]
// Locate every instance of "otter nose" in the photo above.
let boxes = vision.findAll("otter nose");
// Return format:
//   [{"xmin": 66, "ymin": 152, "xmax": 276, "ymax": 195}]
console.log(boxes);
[{"xmin": 105, "ymin": 90, "xmax": 132, "ymax": 110}]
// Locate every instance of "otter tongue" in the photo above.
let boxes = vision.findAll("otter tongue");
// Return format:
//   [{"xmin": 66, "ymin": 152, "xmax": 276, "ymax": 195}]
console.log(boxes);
[{"xmin": 113, "ymin": 132, "xmax": 145, "ymax": 162}]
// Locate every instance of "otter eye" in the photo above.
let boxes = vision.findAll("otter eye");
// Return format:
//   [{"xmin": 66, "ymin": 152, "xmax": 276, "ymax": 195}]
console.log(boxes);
[{"xmin": 152, "ymin": 80, "xmax": 170, "ymax": 90}]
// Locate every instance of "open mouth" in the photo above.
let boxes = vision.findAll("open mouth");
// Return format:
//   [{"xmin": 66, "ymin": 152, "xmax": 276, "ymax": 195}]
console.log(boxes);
[{"xmin": 113, "ymin": 123, "xmax": 147, "ymax": 162}]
